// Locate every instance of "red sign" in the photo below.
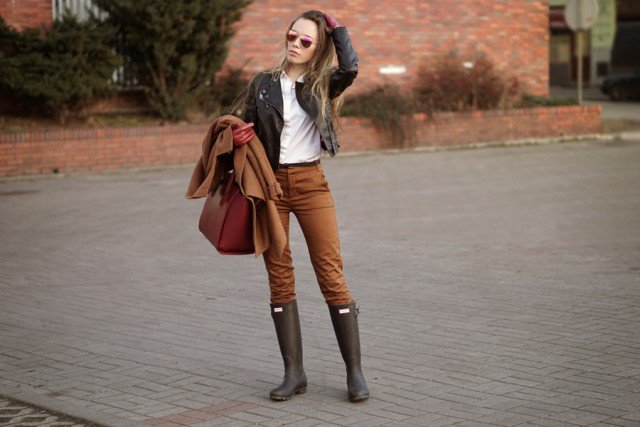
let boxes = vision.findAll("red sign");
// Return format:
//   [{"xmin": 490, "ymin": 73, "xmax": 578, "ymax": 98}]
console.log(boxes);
[{"xmin": 550, "ymin": 6, "xmax": 568, "ymax": 29}]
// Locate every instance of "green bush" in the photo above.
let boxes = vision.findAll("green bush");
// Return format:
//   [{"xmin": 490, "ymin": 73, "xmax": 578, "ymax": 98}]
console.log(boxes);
[
  {"xmin": 0, "ymin": 15, "xmax": 121, "ymax": 123},
  {"xmin": 93, "ymin": 0, "xmax": 253, "ymax": 121}
]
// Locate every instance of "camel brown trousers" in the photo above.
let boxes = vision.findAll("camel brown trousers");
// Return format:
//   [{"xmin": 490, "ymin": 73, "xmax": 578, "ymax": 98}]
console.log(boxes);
[{"xmin": 262, "ymin": 162, "xmax": 352, "ymax": 305}]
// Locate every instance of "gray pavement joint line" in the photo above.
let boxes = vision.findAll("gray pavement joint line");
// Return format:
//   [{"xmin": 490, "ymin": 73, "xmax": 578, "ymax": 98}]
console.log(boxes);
[
  {"xmin": 0, "ymin": 320, "xmax": 267, "ymax": 380},
  {"xmin": 0, "ymin": 384, "xmax": 147, "ymax": 427}
]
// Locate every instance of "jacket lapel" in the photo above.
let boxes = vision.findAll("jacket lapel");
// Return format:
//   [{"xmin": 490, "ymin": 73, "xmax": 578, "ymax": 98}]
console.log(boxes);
[
  {"xmin": 265, "ymin": 74, "xmax": 284, "ymax": 115},
  {"xmin": 295, "ymin": 81, "xmax": 319, "ymax": 120},
  {"xmin": 263, "ymin": 72, "xmax": 319, "ymax": 121}
]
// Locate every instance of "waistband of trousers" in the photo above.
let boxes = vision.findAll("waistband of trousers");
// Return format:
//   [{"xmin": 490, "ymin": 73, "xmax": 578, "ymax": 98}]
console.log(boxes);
[{"xmin": 277, "ymin": 159, "xmax": 320, "ymax": 169}]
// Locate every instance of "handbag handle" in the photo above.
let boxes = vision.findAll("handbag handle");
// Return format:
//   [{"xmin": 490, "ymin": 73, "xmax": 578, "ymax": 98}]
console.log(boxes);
[{"xmin": 220, "ymin": 172, "xmax": 235, "ymax": 205}]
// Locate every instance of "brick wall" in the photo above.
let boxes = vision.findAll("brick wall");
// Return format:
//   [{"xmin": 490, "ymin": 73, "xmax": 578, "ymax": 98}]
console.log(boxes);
[
  {"xmin": 0, "ymin": 0, "xmax": 52, "ymax": 30},
  {"xmin": 341, "ymin": 105, "xmax": 602, "ymax": 152},
  {"xmin": 0, "ymin": 124, "xmax": 208, "ymax": 176},
  {"xmin": 228, "ymin": 0, "xmax": 550, "ymax": 96},
  {"xmin": 0, "ymin": 105, "xmax": 601, "ymax": 177},
  {"xmin": 0, "ymin": 0, "xmax": 550, "ymax": 96}
]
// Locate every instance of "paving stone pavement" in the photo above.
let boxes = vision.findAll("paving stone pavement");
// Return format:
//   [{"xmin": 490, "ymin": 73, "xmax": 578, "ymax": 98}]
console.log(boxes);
[
  {"xmin": 0, "ymin": 395, "xmax": 94, "ymax": 426},
  {"xmin": 1, "ymin": 139, "xmax": 639, "ymax": 427}
]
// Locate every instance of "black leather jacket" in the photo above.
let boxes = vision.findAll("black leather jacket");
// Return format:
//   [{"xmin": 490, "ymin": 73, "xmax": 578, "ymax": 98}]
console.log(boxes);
[{"xmin": 242, "ymin": 26, "xmax": 358, "ymax": 170}]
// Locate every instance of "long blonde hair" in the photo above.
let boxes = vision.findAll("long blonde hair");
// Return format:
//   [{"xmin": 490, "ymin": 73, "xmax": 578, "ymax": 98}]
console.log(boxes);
[{"xmin": 232, "ymin": 10, "xmax": 345, "ymax": 125}]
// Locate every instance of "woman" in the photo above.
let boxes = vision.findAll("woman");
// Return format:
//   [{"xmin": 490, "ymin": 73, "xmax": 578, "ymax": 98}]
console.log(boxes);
[{"xmin": 231, "ymin": 10, "xmax": 368, "ymax": 402}]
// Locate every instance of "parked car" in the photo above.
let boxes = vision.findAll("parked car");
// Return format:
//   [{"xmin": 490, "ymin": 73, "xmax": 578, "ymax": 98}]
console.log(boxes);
[
  {"xmin": 600, "ymin": 72, "xmax": 640, "ymax": 101},
  {"xmin": 601, "ymin": 22, "xmax": 640, "ymax": 101}
]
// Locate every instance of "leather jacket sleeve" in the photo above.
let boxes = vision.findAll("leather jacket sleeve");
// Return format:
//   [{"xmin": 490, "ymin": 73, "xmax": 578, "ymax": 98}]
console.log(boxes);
[{"xmin": 329, "ymin": 26, "xmax": 358, "ymax": 99}]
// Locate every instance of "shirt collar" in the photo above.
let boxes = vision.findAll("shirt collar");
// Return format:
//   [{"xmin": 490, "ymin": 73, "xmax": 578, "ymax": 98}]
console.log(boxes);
[{"xmin": 282, "ymin": 70, "xmax": 305, "ymax": 84}]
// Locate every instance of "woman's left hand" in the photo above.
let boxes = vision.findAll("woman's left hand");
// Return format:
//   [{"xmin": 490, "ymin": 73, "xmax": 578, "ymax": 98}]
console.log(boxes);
[
  {"xmin": 231, "ymin": 122, "xmax": 255, "ymax": 148},
  {"xmin": 323, "ymin": 13, "xmax": 340, "ymax": 33}
]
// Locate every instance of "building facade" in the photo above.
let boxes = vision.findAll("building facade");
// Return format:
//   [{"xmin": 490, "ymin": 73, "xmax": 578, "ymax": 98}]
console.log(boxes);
[
  {"xmin": 549, "ymin": 0, "xmax": 640, "ymax": 86},
  {"xmin": 227, "ymin": 0, "xmax": 549, "ymax": 96},
  {"xmin": 0, "ymin": 0, "xmax": 51, "ymax": 30},
  {"xmin": 1, "ymin": 0, "xmax": 550, "ymax": 96}
]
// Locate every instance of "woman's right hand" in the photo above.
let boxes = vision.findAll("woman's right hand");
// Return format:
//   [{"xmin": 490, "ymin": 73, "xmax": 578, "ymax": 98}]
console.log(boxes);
[
  {"xmin": 323, "ymin": 13, "xmax": 340, "ymax": 33},
  {"xmin": 232, "ymin": 122, "xmax": 255, "ymax": 147}
]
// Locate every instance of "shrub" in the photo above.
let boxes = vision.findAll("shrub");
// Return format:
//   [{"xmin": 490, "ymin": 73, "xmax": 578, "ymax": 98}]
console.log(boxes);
[
  {"xmin": 0, "ymin": 15, "xmax": 121, "ymax": 123},
  {"xmin": 415, "ymin": 50, "xmax": 522, "ymax": 113},
  {"xmin": 197, "ymin": 65, "xmax": 251, "ymax": 117},
  {"xmin": 342, "ymin": 84, "xmax": 417, "ymax": 147},
  {"xmin": 93, "ymin": 0, "xmax": 253, "ymax": 121}
]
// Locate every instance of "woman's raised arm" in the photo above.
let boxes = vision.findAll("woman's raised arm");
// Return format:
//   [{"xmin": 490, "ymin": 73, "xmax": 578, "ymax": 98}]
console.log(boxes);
[{"xmin": 324, "ymin": 14, "xmax": 359, "ymax": 99}]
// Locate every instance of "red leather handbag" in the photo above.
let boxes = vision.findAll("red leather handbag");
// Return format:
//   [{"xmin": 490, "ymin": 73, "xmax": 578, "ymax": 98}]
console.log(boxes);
[{"xmin": 199, "ymin": 171, "xmax": 254, "ymax": 255}]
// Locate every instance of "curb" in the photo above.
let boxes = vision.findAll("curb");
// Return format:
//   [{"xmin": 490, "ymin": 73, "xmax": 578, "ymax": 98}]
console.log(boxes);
[
  {"xmin": 338, "ymin": 132, "xmax": 622, "ymax": 158},
  {"xmin": 0, "ymin": 383, "xmax": 146, "ymax": 427},
  {"xmin": 616, "ymin": 130, "xmax": 640, "ymax": 141}
]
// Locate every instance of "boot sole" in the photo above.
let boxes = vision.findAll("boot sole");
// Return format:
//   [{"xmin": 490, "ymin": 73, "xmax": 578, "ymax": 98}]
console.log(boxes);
[
  {"xmin": 349, "ymin": 393, "xmax": 369, "ymax": 402},
  {"xmin": 270, "ymin": 386, "xmax": 307, "ymax": 401}
]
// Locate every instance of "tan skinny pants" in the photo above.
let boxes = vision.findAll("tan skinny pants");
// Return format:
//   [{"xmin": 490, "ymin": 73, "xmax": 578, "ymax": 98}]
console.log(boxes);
[{"xmin": 262, "ymin": 162, "xmax": 352, "ymax": 305}]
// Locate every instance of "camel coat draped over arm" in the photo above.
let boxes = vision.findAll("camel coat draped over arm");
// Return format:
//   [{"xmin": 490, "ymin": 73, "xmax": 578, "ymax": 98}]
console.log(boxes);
[{"xmin": 185, "ymin": 115, "xmax": 286, "ymax": 258}]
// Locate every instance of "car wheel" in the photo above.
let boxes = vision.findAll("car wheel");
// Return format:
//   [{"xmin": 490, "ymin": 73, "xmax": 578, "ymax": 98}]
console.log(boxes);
[{"xmin": 610, "ymin": 86, "xmax": 627, "ymax": 101}]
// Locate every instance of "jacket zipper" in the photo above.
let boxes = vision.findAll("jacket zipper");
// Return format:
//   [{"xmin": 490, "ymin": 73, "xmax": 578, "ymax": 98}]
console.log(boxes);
[{"xmin": 263, "ymin": 97, "xmax": 283, "ymax": 118}]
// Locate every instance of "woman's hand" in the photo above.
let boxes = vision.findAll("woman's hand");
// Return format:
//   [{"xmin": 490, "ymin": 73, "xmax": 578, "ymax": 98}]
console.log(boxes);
[
  {"xmin": 323, "ymin": 13, "xmax": 340, "ymax": 33},
  {"xmin": 231, "ymin": 122, "xmax": 255, "ymax": 147}
]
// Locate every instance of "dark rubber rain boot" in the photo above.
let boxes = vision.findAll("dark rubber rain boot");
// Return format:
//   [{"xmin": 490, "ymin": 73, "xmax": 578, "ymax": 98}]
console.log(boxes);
[
  {"xmin": 328, "ymin": 300, "xmax": 370, "ymax": 402},
  {"xmin": 270, "ymin": 299, "xmax": 307, "ymax": 401}
]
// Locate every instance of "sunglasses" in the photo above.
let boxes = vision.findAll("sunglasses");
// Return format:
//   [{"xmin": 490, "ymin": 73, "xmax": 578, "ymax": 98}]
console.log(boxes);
[{"xmin": 286, "ymin": 30, "xmax": 316, "ymax": 49}]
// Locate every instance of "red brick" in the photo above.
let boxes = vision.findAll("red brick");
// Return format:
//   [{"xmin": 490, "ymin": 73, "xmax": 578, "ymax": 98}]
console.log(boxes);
[
  {"xmin": 179, "ymin": 410, "xmax": 221, "ymax": 421},
  {"xmin": 158, "ymin": 414, "xmax": 200, "ymax": 426},
  {"xmin": 226, "ymin": 0, "xmax": 550, "ymax": 95},
  {"xmin": 0, "ymin": 105, "xmax": 601, "ymax": 177}
]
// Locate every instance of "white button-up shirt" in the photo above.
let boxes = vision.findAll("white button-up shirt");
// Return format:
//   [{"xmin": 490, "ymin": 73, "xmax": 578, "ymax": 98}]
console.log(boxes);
[{"xmin": 279, "ymin": 71, "xmax": 324, "ymax": 164}]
